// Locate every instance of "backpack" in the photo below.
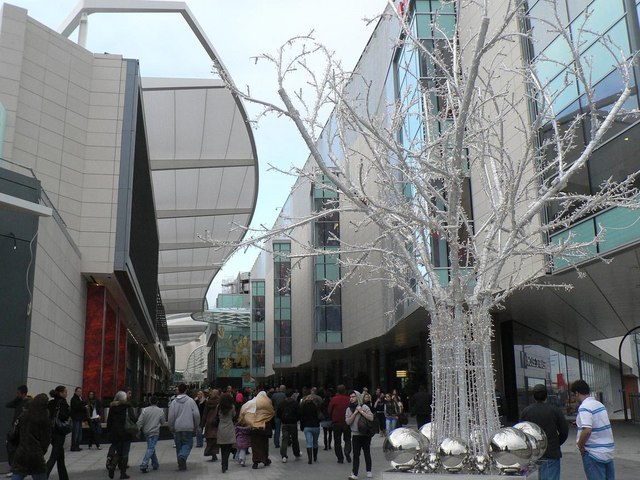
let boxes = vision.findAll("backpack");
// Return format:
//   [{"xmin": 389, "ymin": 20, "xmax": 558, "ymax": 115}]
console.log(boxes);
[{"xmin": 357, "ymin": 413, "xmax": 375, "ymax": 436}]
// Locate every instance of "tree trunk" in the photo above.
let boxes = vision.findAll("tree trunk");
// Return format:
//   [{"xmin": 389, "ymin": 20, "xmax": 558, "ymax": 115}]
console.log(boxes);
[{"xmin": 429, "ymin": 304, "xmax": 500, "ymax": 456}]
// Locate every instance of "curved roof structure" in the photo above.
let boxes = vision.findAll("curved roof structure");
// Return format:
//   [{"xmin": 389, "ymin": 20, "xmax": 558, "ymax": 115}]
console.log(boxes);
[{"xmin": 59, "ymin": 1, "xmax": 258, "ymax": 320}]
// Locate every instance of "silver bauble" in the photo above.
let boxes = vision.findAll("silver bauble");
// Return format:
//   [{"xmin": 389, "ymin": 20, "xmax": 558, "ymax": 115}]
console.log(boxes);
[
  {"xmin": 470, "ymin": 454, "xmax": 491, "ymax": 473},
  {"xmin": 524, "ymin": 432, "xmax": 541, "ymax": 463},
  {"xmin": 424, "ymin": 452, "xmax": 441, "ymax": 472},
  {"xmin": 438, "ymin": 437, "xmax": 468, "ymax": 473},
  {"xmin": 419, "ymin": 422, "xmax": 434, "ymax": 444},
  {"xmin": 383, "ymin": 427, "xmax": 427, "ymax": 471},
  {"xmin": 489, "ymin": 427, "xmax": 533, "ymax": 474},
  {"xmin": 514, "ymin": 421, "xmax": 548, "ymax": 461}
]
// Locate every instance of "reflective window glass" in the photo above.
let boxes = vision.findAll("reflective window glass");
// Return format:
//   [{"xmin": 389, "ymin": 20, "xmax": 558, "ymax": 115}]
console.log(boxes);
[{"xmin": 527, "ymin": 0, "xmax": 569, "ymax": 56}]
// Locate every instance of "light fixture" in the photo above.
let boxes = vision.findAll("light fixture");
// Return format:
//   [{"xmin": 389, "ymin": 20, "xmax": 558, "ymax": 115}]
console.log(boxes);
[
  {"xmin": 624, "ymin": 137, "xmax": 630, "ymax": 141},
  {"xmin": 396, "ymin": 370, "xmax": 408, "ymax": 378},
  {"xmin": 9, "ymin": 232, "xmax": 17, "ymax": 250}
]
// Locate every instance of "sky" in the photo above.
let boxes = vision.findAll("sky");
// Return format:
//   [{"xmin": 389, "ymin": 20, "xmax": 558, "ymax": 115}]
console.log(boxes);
[{"xmin": 2, "ymin": 0, "xmax": 389, "ymax": 305}]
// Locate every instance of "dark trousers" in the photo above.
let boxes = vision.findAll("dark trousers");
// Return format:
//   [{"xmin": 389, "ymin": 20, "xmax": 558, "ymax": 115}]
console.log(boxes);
[
  {"xmin": 416, "ymin": 414, "xmax": 430, "ymax": 429},
  {"xmin": 280, "ymin": 424, "xmax": 300, "ymax": 458},
  {"xmin": 249, "ymin": 431, "xmax": 269, "ymax": 464},
  {"xmin": 351, "ymin": 434, "xmax": 372, "ymax": 476},
  {"xmin": 332, "ymin": 424, "xmax": 351, "ymax": 462},
  {"xmin": 46, "ymin": 433, "xmax": 69, "ymax": 480},
  {"xmin": 87, "ymin": 419, "xmax": 101, "ymax": 447},
  {"xmin": 220, "ymin": 444, "xmax": 233, "ymax": 471}
]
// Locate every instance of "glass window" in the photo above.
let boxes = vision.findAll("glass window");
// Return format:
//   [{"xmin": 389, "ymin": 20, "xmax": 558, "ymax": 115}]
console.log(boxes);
[
  {"xmin": 527, "ymin": 0, "xmax": 569, "ymax": 56},
  {"xmin": 579, "ymin": 20, "xmax": 631, "ymax": 89},
  {"xmin": 569, "ymin": 0, "xmax": 625, "ymax": 51}
]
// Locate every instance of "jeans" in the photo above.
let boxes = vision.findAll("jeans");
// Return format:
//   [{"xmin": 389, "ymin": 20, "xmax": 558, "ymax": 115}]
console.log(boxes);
[
  {"xmin": 71, "ymin": 419, "xmax": 83, "ymax": 449},
  {"xmin": 538, "ymin": 458, "xmax": 561, "ymax": 480},
  {"xmin": 332, "ymin": 424, "xmax": 352, "ymax": 462},
  {"xmin": 351, "ymin": 434, "xmax": 372, "ymax": 476},
  {"xmin": 11, "ymin": 474, "xmax": 46, "ymax": 480},
  {"xmin": 195, "ymin": 426, "xmax": 204, "ymax": 447},
  {"xmin": 274, "ymin": 417, "xmax": 282, "ymax": 447},
  {"xmin": 385, "ymin": 417, "xmax": 397, "ymax": 433},
  {"xmin": 582, "ymin": 453, "xmax": 615, "ymax": 480},
  {"xmin": 140, "ymin": 434, "xmax": 160, "ymax": 470},
  {"xmin": 280, "ymin": 424, "xmax": 300, "ymax": 458},
  {"xmin": 174, "ymin": 431, "xmax": 194, "ymax": 461},
  {"xmin": 303, "ymin": 426, "xmax": 320, "ymax": 449},
  {"xmin": 87, "ymin": 419, "xmax": 101, "ymax": 447}
]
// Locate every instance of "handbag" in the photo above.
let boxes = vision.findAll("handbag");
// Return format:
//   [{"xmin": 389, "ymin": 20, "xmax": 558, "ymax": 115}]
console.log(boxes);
[
  {"xmin": 357, "ymin": 413, "xmax": 375, "ymax": 436},
  {"xmin": 51, "ymin": 402, "xmax": 71, "ymax": 435},
  {"xmin": 397, "ymin": 412, "xmax": 408, "ymax": 426},
  {"xmin": 124, "ymin": 408, "xmax": 140, "ymax": 438}
]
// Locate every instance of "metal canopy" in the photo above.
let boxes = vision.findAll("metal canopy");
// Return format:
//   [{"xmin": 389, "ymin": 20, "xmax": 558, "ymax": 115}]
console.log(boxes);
[{"xmin": 59, "ymin": 1, "xmax": 259, "ymax": 327}]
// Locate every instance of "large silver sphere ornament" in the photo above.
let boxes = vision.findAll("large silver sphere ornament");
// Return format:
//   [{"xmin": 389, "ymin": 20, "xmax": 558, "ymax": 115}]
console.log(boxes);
[
  {"xmin": 514, "ymin": 421, "xmax": 548, "ymax": 461},
  {"xmin": 470, "ymin": 454, "xmax": 491, "ymax": 473},
  {"xmin": 424, "ymin": 452, "xmax": 440, "ymax": 473},
  {"xmin": 438, "ymin": 437, "xmax": 468, "ymax": 473},
  {"xmin": 419, "ymin": 422, "xmax": 435, "ymax": 444},
  {"xmin": 489, "ymin": 427, "xmax": 533, "ymax": 474},
  {"xmin": 383, "ymin": 427, "xmax": 427, "ymax": 471}
]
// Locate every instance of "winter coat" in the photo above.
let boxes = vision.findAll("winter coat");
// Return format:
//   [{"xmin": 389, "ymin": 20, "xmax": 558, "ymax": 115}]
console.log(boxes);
[
  {"xmin": 234, "ymin": 424, "xmax": 251, "ymax": 449},
  {"xmin": 216, "ymin": 406, "xmax": 236, "ymax": 445},
  {"xmin": 277, "ymin": 397, "xmax": 301, "ymax": 425},
  {"xmin": 87, "ymin": 398, "xmax": 103, "ymax": 420},
  {"xmin": 48, "ymin": 395, "xmax": 70, "ymax": 437},
  {"xmin": 168, "ymin": 394, "xmax": 200, "ymax": 433},
  {"xmin": 70, "ymin": 393, "xmax": 87, "ymax": 421},
  {"xmin": 300, "ymin": 397, "xmax": 321, "ymax": 429},
  {"xmin": 238, "ymin": 391, "xmax": 274, "ymax": 430},
  {"xmin": 107, "ymin": 401, "xmax": 136, "ymax": 442},
  {"xmin": 12, "ymin": 394, "xmax": 50, "ymax": 476},
  {"xmin": 203, "ymin": 396, "xmax": 220, "ymax": 439},
  {"xmin": 328, "ymin": 393, "xmax": 350, "ymax": 426}
]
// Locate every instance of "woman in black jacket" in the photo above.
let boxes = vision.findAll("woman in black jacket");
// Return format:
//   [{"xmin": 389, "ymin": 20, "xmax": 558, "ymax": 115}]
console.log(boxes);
[
  {"xmin": 106, "ymin": 390, "xmax": 136, "ymax": 479},
  {"xmin": 11, "ymin": 393, "xmax": 50, "ymax": 480},
  {"xmin": 300, "ymin": 395, "xmax": 321, "ymax": 464},
  {"xmin": 86, "ymin": 390, "xmax": 103, "ymax": 449},
  {"xmin": 46, "ymin": 386, "xmax": 70, "ymax": 480}
]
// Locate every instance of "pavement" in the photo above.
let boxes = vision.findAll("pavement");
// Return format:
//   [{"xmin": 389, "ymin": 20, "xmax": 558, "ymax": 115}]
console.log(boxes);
[{"xmin": 7, "ymin": 419, "xmax": 640, "ymax": 479}]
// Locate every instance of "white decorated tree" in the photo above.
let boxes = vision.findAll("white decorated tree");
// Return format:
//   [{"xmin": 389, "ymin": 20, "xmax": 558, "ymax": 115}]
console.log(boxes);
[{"xmin": 208, "ymin": 0, "xmax": 639, "ymax": 456}]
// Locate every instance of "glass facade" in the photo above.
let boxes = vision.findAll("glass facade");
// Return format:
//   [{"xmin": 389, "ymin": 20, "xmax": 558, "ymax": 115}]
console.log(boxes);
[
  {"xmin": 313, "ymin": 176, "xmax": 342, "ymax": 343},
  {"xmin": 526, "ymin": 0, "xmax": 640, "ymax": 228},
  {"xmin": 273, "ymin": 242, "xmax": 292, "ymax": 363},
  {"xmin": 251, "ymin": 280, "xmax": 265, "ymax": 376},
  {"xmin": 512, "ymin": 322, "xmax": 617, "ymax": 417}
]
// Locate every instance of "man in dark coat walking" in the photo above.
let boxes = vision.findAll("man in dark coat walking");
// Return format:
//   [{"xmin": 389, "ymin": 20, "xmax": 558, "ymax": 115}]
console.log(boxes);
[
  {"xmin": 69, "ymin": 387, "xmax": 87, "ymax": 451},
  {"xmin": 520, "ymin": 384, "xmax": 569, "ymax": 480},
  {"xmin": 410, "ymin": 385, "xmax": 432, "ymax": 429}
]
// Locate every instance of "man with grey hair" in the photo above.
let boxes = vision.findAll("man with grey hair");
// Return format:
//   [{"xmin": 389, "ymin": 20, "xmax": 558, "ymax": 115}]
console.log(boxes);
[
  {"xmin": 168, "ymin": 384, "xmax": 200, "ymax": 471},
  {"xmin": 271, "ymin": 385, "xmax": 287, "ymax": 448}
]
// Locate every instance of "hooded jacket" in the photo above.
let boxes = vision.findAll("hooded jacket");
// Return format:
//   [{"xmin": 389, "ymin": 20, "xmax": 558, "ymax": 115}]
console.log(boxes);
[
  {"xmin": 168, "ymin": 394, "xmax": 200, "ymax": 432},
  {"xmin": 137, "ymin": 404, "xmax": 165, "ymax": 437}
]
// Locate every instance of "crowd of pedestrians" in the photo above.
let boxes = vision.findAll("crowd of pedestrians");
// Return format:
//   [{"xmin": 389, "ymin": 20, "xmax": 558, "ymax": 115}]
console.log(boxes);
[{"xmin": 3, "ymin": 379, "xmax": 616, "ymax": 480}]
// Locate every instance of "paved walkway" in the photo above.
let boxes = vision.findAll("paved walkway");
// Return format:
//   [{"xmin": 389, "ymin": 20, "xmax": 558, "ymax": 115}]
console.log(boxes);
[{"xmin": 32, "ymin": 420, "xmax": 640, "ymax": 479}]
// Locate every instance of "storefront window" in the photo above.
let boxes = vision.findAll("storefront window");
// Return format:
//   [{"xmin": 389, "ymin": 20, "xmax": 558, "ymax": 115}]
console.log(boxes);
[{"xmin": 513, "ymin": 323, "xmax": 580, "ymax": 416}]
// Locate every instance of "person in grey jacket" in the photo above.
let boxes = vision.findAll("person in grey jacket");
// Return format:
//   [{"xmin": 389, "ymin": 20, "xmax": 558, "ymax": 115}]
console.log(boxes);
[
  {"xmin": 168, "ymin": 384, "xmax": 201, "ymax": 471},
  {"xmin": 137, "ymin": 395, "xmax": 166, "ymax": 473}
]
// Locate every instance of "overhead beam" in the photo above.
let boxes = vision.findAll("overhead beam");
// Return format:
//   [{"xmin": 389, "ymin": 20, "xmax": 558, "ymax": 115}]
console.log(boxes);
[
  {"xmin": 159, "ymin": 241, "xmax": 211, "ymax": 251},
  {"xmin": 160, "ymin": 283, "xmax": 210, "ymax": 291},
  {"xmin": 150, "ymin": 158, "xmax": 255, "ymax": 171},
  {"xmin": 159, "ymin": 265, "xmax": 220, "ymax": 274},
  {"xmin": 156, "ymin": 207, "xmax": 252, "ymax": 219}
]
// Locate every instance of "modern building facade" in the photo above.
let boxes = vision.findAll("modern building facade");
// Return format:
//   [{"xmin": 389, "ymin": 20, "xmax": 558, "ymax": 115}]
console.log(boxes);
[
  {"xmin": 248, "ymin": 0, "xmax": 640, "ymax": 422},
  {"xmin": 0, "ymin": 0, "xmax": 257, "ymax": 464}
]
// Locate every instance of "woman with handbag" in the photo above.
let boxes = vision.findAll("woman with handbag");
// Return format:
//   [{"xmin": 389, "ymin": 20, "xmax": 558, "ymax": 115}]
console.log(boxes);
[
  {"xmin": 106, "ymin": 390, "xmax": 137, "ymax": 479},
  {"xmin": 46, "ymin": 386, "xmax": 70, "ymax": 480},
  {"xmin": 86, "ymin": 390, "xmax": 103, "ymax": 450},
  {"xmin": 345, "ymin": 391, "xmax": 375, "ymax": 480}
]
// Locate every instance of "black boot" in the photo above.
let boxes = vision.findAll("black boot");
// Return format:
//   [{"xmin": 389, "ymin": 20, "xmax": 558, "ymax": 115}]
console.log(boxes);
[
  {"xmin": 307, "ymin": 448, "xmax": 313, "ymax": 464},
  {"xmin": 107, "ymin": 454, "xmax": 119, "ymax": 479},
  {"xmin": 313, "ymin": 448, "xmax": 318, "ymax": 462},
  {"xmin": 119, "ymin": 456, "xmax": 130, "ymax": 479}
]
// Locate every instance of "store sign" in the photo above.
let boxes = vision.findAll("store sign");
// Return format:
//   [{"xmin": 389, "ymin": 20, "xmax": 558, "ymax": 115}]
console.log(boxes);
[{"xmin": 520, "ymin": 352, "xmax": 547, "ymax": 370}]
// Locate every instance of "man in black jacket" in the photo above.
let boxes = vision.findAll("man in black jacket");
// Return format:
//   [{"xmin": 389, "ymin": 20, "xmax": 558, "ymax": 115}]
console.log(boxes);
[
  {"xmin": 410, "ymin": 385, "xmax": 432, "ymax": 429},
  {"xmin": 520, "ymin": 384, "xmax": 569, "ymax": 480},
  {"xmin": 70, "ymin": 387, "xmax": 87, "ymax": 451},
  {"xmin": 276, "ymin": 389, "xmax": 301, "ymax": 463}
]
